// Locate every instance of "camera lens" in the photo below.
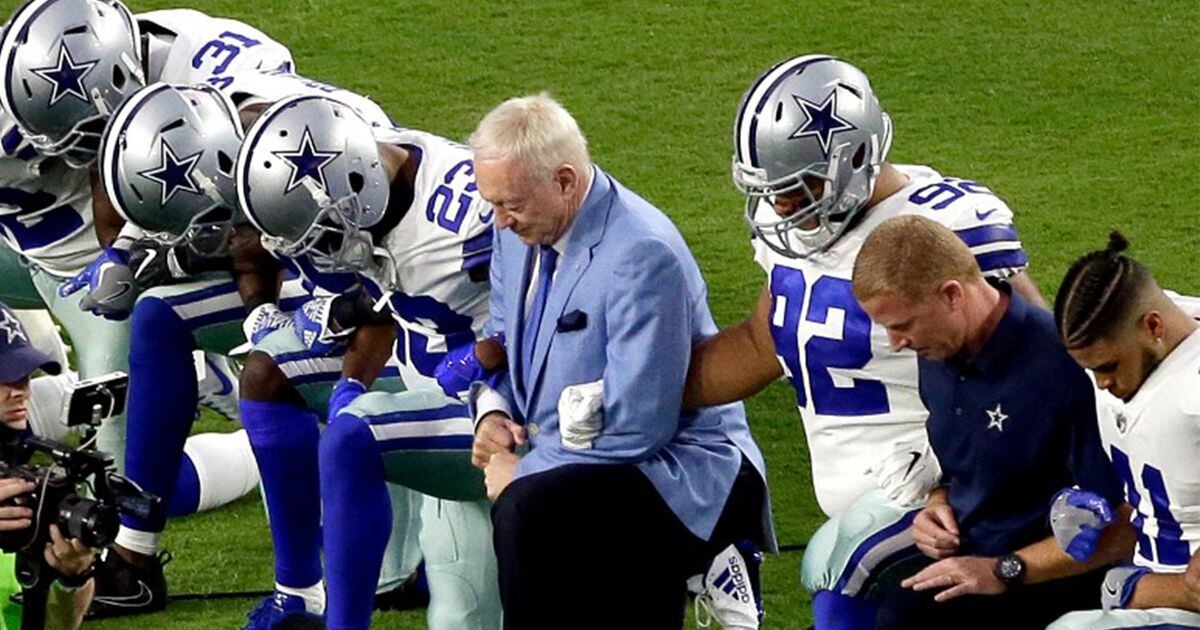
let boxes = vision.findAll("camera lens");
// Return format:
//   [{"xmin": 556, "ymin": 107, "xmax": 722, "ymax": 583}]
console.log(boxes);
[{"xmin": 57, "ymin": 495, "xmax": 119, "ymax": 548}]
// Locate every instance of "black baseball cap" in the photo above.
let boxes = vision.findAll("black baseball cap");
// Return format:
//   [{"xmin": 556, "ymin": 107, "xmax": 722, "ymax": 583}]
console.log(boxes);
[{"xmin": 0, "ymin": 302, "xmax": 61, "ymax": 383}]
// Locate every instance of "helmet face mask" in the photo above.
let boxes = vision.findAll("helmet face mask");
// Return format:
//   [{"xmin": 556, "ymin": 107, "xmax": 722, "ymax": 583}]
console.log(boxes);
[
  {"xmin": 36, "ymin": 112, "xmax": 108, "ymax": 168},
  {"xmin": 0, "ymin": 0, "xmax": 144, "ymax": 167},
  {"xmin": 261, "ymin": 193, "xmax": 378, "ymax": 275},
  {"xmin": 732, "ymin": 55, "xmax": 892, "ymax": 259},
  {"xmin": 176, "ymin": 204, "xmax": 237, "ymax": 257}
]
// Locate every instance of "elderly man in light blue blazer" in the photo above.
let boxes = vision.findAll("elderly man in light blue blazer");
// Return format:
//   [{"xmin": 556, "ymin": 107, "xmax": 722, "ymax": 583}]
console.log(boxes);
[{"xmin": 468, "ymin": 93, "xmax": 773, "ymax": 629}]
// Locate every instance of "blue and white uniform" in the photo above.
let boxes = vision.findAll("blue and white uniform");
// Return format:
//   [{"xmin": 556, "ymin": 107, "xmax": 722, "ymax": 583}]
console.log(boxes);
[
  {"xmin": 1, "ymin": 9, "xmax": 292, "ymax": 278},
  {"xmin": 317, "ymin": 126, "xmax": 498, "ymax": 630},
  {"xmin": 360, "ymin": 126, "xmax": 493, "ymax": 393},
  {"xmin": 238, "ymin": 117, "xmax": 499, "ymax": 627},
  {"xmin": 105, "ymin": 13, "xmax": 301, "ymax": 552},
  {"xmin": 756, "ymin": 165, "xmax": 1028, "ymax": 516},
  {"xmin": 751, "ymin": 166, "xmax": 1030, "ymax": 598},
  {"xmin": 1050, "ymin": 329, "xmax": 1200, "ymax": 629},
  {"xmin": 113, "ymin": 68, "xmax": 425, "ymax": 608},
  {"xmin": 0, "ymin": 11, "xmax": 290, "ymax": 512}
]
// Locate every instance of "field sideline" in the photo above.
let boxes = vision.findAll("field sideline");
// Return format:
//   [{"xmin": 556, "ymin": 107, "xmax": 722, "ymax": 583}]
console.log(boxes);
[{"xmin": 1, "ymin": 0, "xmax": 1194, "ymax": 627}]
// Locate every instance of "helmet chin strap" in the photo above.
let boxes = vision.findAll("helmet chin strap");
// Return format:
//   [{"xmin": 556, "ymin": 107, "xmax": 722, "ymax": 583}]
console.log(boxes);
[
  {"xmin": 194, "ymin": 171, "xmax": 225, "ymax": 205},
  {"xmin": 368, "ymin": 247, "xmax": 400, "ymax": 311},
  {"xmin": 120, "ymin": 50, "xmax": 145, "ymax": 87},
  {"xmin": 302, "ymin": 178, "xmax": 334, "ymax": 208},
  {"xmin": 91, "ymin": 88, "xmax": 111, "ymax": 116}
]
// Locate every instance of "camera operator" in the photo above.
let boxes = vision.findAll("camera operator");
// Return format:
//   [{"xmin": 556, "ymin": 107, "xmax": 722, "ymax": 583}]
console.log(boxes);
[{"xmin": 0, "ymin": 302, "xmax": 95, "ymax": 630}]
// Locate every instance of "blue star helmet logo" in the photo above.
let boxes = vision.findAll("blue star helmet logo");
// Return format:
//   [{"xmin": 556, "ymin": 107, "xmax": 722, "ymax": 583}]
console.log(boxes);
[
  {"xmin": 138, "ymin": 141, "xmax": 203, "ymax": 205},
  {"xmin": 272, "ymin": 126, "xmax": 342, "ymax": 195},
  {"xmin": 788, "ymin": 91, "xmax": 856, "ymax": 158},
  {"xmin": 31, "ymin": 45, "xmax": 98, "ymax": 106}
]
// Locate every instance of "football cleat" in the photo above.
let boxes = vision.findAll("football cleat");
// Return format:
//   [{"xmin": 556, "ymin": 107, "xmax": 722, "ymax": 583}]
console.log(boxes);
[
  {"xmin": 374, "ymin": 561, "xmax": 429, "ymax": 612},
  {"xmin": 197, "ymin": 352, "xmax": 240, "ymax": 420},
  {"xmin": 688, "ymin": 542, "xmax": 764, "ymax": 629},
  {"xmin": 87, "ymin": 548, "xmax": 170, "ymax": 618},
  {"xmin": 243, "ymin": 591, "xmax": 325, "ymax": 630}
]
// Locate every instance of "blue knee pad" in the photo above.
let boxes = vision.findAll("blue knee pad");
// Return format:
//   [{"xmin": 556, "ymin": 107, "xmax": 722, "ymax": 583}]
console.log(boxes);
[{"xmin": 122, "ymin": 297, "xmax": 198, "ymax": 532}]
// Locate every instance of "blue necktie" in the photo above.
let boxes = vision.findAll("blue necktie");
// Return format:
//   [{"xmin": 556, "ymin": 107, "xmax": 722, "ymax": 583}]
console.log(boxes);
[{"xmin": 522, "ymin": 245, "xmax": 558, "ymax": 382}]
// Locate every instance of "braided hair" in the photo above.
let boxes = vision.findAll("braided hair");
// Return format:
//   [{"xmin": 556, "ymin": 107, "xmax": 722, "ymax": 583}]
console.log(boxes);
[{"xmin": 1054, "ymin": 231, "xmax": 1153, "ymax": 349}]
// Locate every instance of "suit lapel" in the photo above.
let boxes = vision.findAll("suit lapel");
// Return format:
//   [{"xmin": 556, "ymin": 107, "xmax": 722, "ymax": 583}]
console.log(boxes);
[{"xmin": 526, "ymin": 168, "xmax": 615, "ymax": 399}]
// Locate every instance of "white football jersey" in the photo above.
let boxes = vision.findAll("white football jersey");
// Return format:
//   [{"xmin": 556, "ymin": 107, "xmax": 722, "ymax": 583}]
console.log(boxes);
[
  {"xmin": 362, "ymin": 127, "xmax": 493, "ymax": 390},
  {"xmin": 1092, "ymin": 329, "xmax": 1200, "ymax": 573},
  {"xmin": 138, "ymin": 10, "xmax": 293, "ymax": 89},
  {"xmin": 0, "ymin": 10, "xmax": 292, "ymax": 277},
  {"xmin": 753, "ymin": 164, "xmax": 1029, "ymax": 515},
  {"xmin": 0, "ymin": 125, "xmax": 94, "ymax": 276},
  {"xmin": 221, "ymin": 67, "xmax": 392, "ymax": 129},
  {"xmin": 1166, "ymin": 290, "xmax": 1200, "ymax": 320}
]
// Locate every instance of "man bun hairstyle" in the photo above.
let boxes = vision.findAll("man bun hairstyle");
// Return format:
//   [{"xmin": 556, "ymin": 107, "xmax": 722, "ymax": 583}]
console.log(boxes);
[{"xmin": 1054, "ymin": 231, "xmax": 1153, "ymax": 349}]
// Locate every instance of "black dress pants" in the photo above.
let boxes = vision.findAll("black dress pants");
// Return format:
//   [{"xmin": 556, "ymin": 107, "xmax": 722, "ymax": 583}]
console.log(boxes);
[
  {"xmin": 874, "ymin": 558, "xmax": 1109, "ymax": 630},
  {"xmin": 491, "ymin": 455, "xmax": 764, "ymax": 630}
]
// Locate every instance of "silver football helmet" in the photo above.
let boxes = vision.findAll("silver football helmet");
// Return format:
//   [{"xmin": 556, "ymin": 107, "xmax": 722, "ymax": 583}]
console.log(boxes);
[
  {"xmin": 236, "ymin": 94, "xmax": 391, "ymax": 275},
  {"xmin": 732, "ymin": 55, "xmax": 893, "ymax": 258},
  {"xmin": 0, "ymin": 0, "xmax": 144, "ymax": 167},
  {"xmin": 100, "ymin": 82, "xmax": 244, "ymax": 255}
]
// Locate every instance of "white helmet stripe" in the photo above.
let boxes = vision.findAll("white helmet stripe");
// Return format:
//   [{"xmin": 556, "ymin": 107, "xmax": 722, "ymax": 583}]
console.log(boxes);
[{"xmin": 735, "ymin": 54, "xmax": 834, "ymax": 167}]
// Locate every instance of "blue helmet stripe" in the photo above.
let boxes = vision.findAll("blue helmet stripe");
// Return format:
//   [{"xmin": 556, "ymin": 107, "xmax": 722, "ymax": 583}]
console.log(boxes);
[{"xmin": 735, "ymin": 55, "xmax": 835, "ymax": 169}]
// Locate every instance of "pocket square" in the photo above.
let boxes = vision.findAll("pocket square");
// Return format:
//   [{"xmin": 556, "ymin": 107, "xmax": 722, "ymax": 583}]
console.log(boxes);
[{"xmin": 556, "ymin": 309, "xmax": 588, "ymax": 332}]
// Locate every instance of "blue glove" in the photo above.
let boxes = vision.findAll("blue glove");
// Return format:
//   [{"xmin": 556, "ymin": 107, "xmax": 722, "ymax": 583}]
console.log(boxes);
[
  {"xmin": 1100, "ymin": 565, "xmax": 1150, "ymax": 610},
  {"xmin": 329, "ymin": 377, "xmax": 366, "ymax": 420},
  {"xmin": 58, "ymin": 247, "xmax": 137, "ymax": 320},
  {"xmin": 292, "ymin": 296, "xmax": 354, "ymax": 356},
  {"xmin": 435, "ymin": 333, "xmax": 505, "ymax": 398},
  {"xmin": 1049, "ymin": 487, "xmax": 1115, "ymax": 562}
]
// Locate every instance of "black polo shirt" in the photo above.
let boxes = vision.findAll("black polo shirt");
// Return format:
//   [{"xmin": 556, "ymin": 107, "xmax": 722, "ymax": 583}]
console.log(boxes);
[{"xmin": 920, "ymin": 281, "xmax": 1124, "ymax": 557}]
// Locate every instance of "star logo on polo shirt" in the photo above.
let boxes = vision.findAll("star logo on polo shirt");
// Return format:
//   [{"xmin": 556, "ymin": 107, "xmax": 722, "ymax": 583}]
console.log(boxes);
[
  {"xmin": 986, "ymin": 404, "xmax": 1008, "ymax": 432},
  {"xmin": 272, "ymin": 126, "xmax": 341, "ymax": 194},
  {"xmin": 0, "ymin": 310, "xmax": 27, "ymax": 344},
  {"xmin": 788, "ymin": 91, "xmax": 855, "ymax": 158},
  {"xmin": 31, "ymin": 46, "xmax": 98, "ymax": 106},
  {"xmin": 138, "ymin": 141, "xmax": 203, "ymax": 205}
]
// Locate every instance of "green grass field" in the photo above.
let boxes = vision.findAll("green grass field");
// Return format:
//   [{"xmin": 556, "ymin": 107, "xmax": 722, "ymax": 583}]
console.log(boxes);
[{"xmin": 5, "ymin": 0, "xmax": 1196, "ymax": 627}]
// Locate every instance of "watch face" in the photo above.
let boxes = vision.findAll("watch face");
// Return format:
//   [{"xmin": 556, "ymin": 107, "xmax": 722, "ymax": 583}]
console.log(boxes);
[{"xmin": 999, "ymin": 555, "xmax": 1024, "ymax": 581}]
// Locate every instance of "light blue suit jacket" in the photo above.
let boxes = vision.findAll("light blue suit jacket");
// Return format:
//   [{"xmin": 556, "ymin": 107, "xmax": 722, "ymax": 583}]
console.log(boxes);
[{"xmin": 487, "ymin": 166, "xmax": 772, "ymax": 544}]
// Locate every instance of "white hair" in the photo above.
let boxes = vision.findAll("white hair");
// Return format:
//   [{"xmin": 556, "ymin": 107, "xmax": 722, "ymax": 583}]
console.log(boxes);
[{"xmin": 469, "ymin": 92, "xmax": 590, "ymax": 181}]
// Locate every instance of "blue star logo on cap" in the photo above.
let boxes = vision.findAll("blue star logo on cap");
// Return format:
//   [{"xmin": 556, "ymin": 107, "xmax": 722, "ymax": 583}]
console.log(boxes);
[
  {"xmin": 788, "ymin": 91, "xmax": 856, "ymax": 157},
  {"xmin": 138, "ymin": 141, "xmax": 203, "ymax": 205},
  {"xmin": 0, "ymin": 309, "xmax": 27, "ymax": 345},
  {"xmin": 31, "ymin": 45, "xmax": 98, "ymax": 106},
  {"xmin": 272, "ymin": 126, "xmax": 341, "ymax": 194}
]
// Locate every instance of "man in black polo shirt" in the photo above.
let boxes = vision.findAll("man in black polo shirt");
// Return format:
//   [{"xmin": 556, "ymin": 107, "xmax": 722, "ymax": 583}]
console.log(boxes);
[{"xmin": 851, "ymin": 215, "xmax": 1136, "ymax": 628}]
